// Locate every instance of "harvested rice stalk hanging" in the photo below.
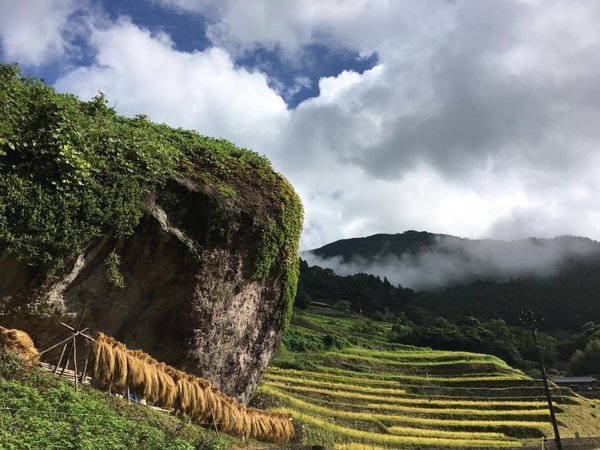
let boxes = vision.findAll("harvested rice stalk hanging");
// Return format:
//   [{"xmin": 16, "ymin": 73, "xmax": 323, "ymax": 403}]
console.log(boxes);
[
  {"xmin": 0, "ymin": 327, "xmax": 38, "ymax": 362},
  {"xmin": 91, "ymin": 332, "xmax": 294, "ymax": 442}
]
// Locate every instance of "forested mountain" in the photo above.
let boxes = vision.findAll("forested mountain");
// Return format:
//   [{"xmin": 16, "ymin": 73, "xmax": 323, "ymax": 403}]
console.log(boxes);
[
  {"xmin": 298, "ymin": 232, "xmax": 600, "ymax": 371},
  {"xmin": 304, "ymin": 231, "xmax": 600, "ymax": 330},
  {"xmin": 311, "ymin": 230, "xmax": 438, "ymax": 261}
]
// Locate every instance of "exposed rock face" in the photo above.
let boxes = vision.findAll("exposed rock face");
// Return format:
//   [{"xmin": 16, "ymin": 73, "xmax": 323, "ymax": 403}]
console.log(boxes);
[
  {"xmin": 0, "ymin": 177, "xmax": 291, "ymax": 402},
  {"xmin": 0, "ymin": 65, "xmax": 302, "ymax": 403}
]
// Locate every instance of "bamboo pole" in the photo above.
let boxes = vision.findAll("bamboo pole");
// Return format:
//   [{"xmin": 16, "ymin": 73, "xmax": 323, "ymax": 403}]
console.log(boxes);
[
  {"xmin": 59, "ymin": 343, "xmax": 72, "ymax": 378},
  {"xmin": 81, "ymin": 356, "xmax": 89, "ymax": 384},
  {"xmin": 53, "ymin": 344, "xmax": 68, "ymax": 374},
  {"xmin": 59, "ymin": 322, "xmax": 95, "ymax": 342},
  {"xmin": 72, "ymin": 336, "xmax": 79, "ymax": 390},
  {"xmin": 24, "ymin": 333, "xmax": 78, "ymax": 363}
]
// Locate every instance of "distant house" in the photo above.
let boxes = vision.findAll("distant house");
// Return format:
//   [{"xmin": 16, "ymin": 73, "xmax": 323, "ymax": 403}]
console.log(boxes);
[
  {"xmin": 550, "ymin": 376, "xmax": 597, "ymax": 390},
  {"xmin": 310, "ymin": 301, "xmax": 331, "ymax": 310}
]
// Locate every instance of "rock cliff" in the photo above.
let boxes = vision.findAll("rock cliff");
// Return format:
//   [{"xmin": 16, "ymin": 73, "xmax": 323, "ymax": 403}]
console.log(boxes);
[{"xmin": 0, "ymin": 65, "xmax": 302, "ymax": 402}]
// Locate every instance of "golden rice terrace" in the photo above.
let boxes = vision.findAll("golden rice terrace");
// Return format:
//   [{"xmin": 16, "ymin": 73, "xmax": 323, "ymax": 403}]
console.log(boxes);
[{"xmin": 258, "ymin": 310, "xmax": 600, "ymax": 449}]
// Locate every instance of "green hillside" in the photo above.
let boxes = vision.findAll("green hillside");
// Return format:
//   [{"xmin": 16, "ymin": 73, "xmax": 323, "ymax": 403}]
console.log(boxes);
[
  {"xmin": 0, "ymin": 354, "xmax": 238, "ymax": 450},
  {"xmin": 257, "ymin": 309, "xmax": 600, "ymax": 449},
  {"xmin": 307, "ymin": 231, "xmax": 600, "ymax": 330}
]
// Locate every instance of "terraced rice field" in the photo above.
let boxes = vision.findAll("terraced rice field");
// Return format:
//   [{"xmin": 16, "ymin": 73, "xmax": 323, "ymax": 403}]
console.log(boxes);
[{"xmin": 258, "ymin": 311, "xmax": 600, "ymax": 449}]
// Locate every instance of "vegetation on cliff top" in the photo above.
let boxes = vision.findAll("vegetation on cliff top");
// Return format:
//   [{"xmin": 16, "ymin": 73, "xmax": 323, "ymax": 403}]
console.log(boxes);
[{"xmin": 0, "ymin": 64, "xmax": 302, "ymax": 324}]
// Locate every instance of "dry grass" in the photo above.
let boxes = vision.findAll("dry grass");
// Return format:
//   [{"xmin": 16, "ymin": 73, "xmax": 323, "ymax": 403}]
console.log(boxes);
[
  {"xmin": 262, "ymin": 385, "xmax": 549, "ymax": 432},
  {"xmin": 341, "ymin": 347, "xmax": 510, "ymax": 363},
  {"xmin": 0, "ymin": 326, "xmax": 38, "ymax": 362},
  {"xmin": 92, "ymin": 333, "xmax": 293, "ymax": 442},
  {"xmin": 278, "ymin": 408, "xmax": 518, "ymax": 448},
  {"xmin": 264, "ymin": 381, "xmax": 547, "ymax": 410},
  {"xmin": 265, "ymin": 373, "xmax": 406, "ymax": 395},
  {"xmin": 270, "ymin": 366, "xmax": 528, "ymax": 386},
  {"xmin": 321, "ymin": 351, "xmax": 509, "ymax": 368},
  {"xmin": 334, "ymin": 444, "xmax": 387, "ymax": 450}
]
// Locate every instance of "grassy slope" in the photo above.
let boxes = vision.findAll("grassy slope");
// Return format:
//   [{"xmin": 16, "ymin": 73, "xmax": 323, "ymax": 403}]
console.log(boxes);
[
  {"xmin": 257, "ymin": 308, "xmax": 600, "ymax": 449},
  {"xmin": 0, "ymin": 355, "xmax": 240, "ymax": 450}
]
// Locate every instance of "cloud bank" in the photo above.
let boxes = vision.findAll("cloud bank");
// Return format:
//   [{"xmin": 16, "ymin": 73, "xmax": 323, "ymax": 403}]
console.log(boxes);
[
  {"xmin": 304, "ymin": 235, "xmax": 600, "ymax": 291},
  {"xmin": 4, "ymin": 0, "xmax": 600, "ymax": 250}
]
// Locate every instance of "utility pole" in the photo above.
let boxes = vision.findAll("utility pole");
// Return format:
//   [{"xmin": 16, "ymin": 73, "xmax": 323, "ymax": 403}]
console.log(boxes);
[{"xmin": 519, "ymin": 308, "xmax": 562, "ymax": 450}]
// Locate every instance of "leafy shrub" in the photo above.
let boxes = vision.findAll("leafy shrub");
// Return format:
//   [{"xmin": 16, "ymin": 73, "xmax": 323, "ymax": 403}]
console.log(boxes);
[
  {"xmin": 0, "ymin": 65, "xmax": 303, "ymax": 327},
  {"xmin": 105, "ymin": 251, "xmax": 125, "ymax": 288},
  {"xmin": 323, "ymin": 334, "xmax": 348, "ymax": 350}
]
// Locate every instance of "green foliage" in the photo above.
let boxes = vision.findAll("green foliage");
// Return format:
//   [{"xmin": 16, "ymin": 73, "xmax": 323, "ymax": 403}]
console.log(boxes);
[
  {"xmin": 332, "ymin": 300, "xmax": 352, "ymax": 312},
  {"xmin": 569, "ymin": 338, "xmax": 600, "ymax": 376},
  {"xmin": 391, "ymin": 318, "xmax": 529, "ymax": 368},
  {"xmin": 323, "ymin": 334, "xmax": 348, "ymax": 350},
  {"xmin": 0, "ymin": 355, "xmax": 209, "ymax": 449},
  {"xmin": 195, "ymin": 435, "xmax": 231, "ymax": 450},
  {"xmin": 105, "ymin": 251, "xmax": 125, "ymax": 288},
  {"xmin": 0, "ymin": 64, "xmax": 303, "ymax": 321},
  {"xmin": 254, "ymin": 218, "xmax": 284, "ymax": 280},
  {"xmin": 282, "ymin": 327, "xmax": 325, "ymax": 352},
  {"xmin": 296, "ymin": 259, "xmax": 413, "ymax": 316}
]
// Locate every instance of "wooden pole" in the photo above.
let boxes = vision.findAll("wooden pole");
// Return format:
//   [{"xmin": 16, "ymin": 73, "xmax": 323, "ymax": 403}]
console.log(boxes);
[
  {"xmin": 520, "ymin": 308, "xmax": 562, "ymax": 450},
  {"xmin": 59, "ymin": 343, "xmax": 72, "ymax": 378},
  {"xmin": 24, "ymin": 333, "xmax": 78, "ymax": 363},
  {"xmin": 532, "ymin": 326, "xmax": 562, "ymax": 450},
  {"xmin": 72, "ymin": 336, "xmax": 79, "ymax": 391},
  {"xmin": 53, "ymin": 343, "xmax": 68, "ymax": 374},
  {"xmin": 81, "ymin": 356, "xmax": 89, "ymax": 384},
  {"xmin": 59, "ymin": 322, "xmax": 94, "ymax": 342}
]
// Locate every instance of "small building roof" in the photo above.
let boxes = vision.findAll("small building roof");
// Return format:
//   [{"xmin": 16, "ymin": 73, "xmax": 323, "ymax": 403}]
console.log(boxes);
[
  {"xmin": 550, "ymin": 376, "xmax": 597, "ymax": 384},
  {"xmin": 310, "ymin": 301, "xmax": 331, "ymax": 308}
]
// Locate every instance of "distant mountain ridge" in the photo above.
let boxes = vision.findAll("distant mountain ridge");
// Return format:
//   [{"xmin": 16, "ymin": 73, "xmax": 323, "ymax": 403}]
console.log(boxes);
[
  {"xmin": 310, "ymin": 230, "xmax": 599, "ymax": 262},
  {"xmin": 305, "ymin": 231, "xmax": 600, "ymax": 291},
  {"xmin": 301, "ymin": 231, "xmax": 600, "ymax": 330}
]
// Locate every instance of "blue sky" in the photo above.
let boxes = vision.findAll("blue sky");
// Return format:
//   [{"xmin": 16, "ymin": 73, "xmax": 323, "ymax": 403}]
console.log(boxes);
[
  {"xmin": 13, "ymin": 0, "xmax": 378, "ymax": 108},
  {"xmin": 2, "ymin": 0, "xmax": 600, "ymax": 250}
]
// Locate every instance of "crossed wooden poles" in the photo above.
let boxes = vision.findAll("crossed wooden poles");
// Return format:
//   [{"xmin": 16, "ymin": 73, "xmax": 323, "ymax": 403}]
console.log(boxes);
[{"xmin": 27, "ymin": 306, "xmax": 95, "ymax": 390}]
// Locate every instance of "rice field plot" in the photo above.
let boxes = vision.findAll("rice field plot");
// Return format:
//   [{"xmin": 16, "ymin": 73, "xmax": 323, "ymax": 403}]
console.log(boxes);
[
  {"xmin": 259, "ymin": 311, "xmax": 600, "ymax": 448},
  {"xmin": 264, "ymin": 310, "xmax": 600, "ymax": 447},
  {"xmin": 276, "ymin": 365, "xmax": 531, "ymax": 388},
  {"xmin": 313, "ymin": 352, "xmax": 515, "ymax": 376}
]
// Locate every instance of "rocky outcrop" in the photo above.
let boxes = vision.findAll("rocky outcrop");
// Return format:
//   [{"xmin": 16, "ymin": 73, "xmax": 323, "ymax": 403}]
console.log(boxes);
[{"xmin": 0, "ymin": 64, "xmax": 302, "ymax": 402}]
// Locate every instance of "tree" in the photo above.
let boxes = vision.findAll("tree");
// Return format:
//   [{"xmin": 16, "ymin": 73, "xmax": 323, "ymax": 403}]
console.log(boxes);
[
  {"xmin": 332, "ymin": 300, "xmax": 352, "ymax": 312},
  {"xmin": 295, "ymin": 290, "xmax": 312, "ymax": 309},
  {"xmin": 569, "ymin": 338, "xmax": 600, "ymax": 376}
]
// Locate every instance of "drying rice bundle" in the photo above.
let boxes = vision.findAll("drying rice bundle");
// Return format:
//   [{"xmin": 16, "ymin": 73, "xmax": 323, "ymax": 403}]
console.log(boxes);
[
  {"xmin": 125, "ymin": 350, "xmax": 145, "ymax": 389},
  {"xmin": 130, "ymin": 349, "xmax": 154, "ymax": 396},
  {"xmin": 175, "ymin": 375, "xmax": 192, "ymax": 414},
  {"xmin": 156, "ymin": 363, "xmax": 177, "ymax": 408},
  {"xmin": 191, "ymin": 376, "xmax": 208, "ymax": 419},
  {"xmin": 246, "ymin": 407, "xmax": 295, "ymax": 442},
  {"xmin": 112, "ymin": 344, "xmax": 129, "ymax": 389},
  {"xmin": 219, "ymin": 395, "xmax": 242, "ymax": 435},
  {"xmin": 141, "ymin": 355, "xmax": 161, "ymax": 401},
  {"xmin": 0, "ymin": 327, "xmax": 38, "ymax": 362},
  {"xmin": 93, "ymin": 333, "xmax": 115, "ymax": 382},
  {"xmin": 91, "ymin": 333, "xmax": 294, "ymax": 442},
  {"xmin": 240, "ymin": 405, "xmax": 252, "ymax": 438}
]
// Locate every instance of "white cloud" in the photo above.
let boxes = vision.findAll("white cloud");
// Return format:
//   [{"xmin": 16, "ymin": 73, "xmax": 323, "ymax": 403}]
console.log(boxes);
[
  {"xmin": 9, "ymin": 0, "xmax": 600, "ymax": 251},
  {"xmin": 153, "ymin": 0, "xmax": 374, "ymax": 56},
  {"xmin": 0, "ymin": 0, "xmax": 79, "ymax": 65},
  {"xmin": 54, "ymin": 19, "xmax": 288, "ymax": 151}
]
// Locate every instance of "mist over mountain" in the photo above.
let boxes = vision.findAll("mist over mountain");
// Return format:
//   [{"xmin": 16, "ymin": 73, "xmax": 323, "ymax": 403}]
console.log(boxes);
[{"xmin": 304, "ymin": 231, "xmax": 600, "ymax": 291}]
